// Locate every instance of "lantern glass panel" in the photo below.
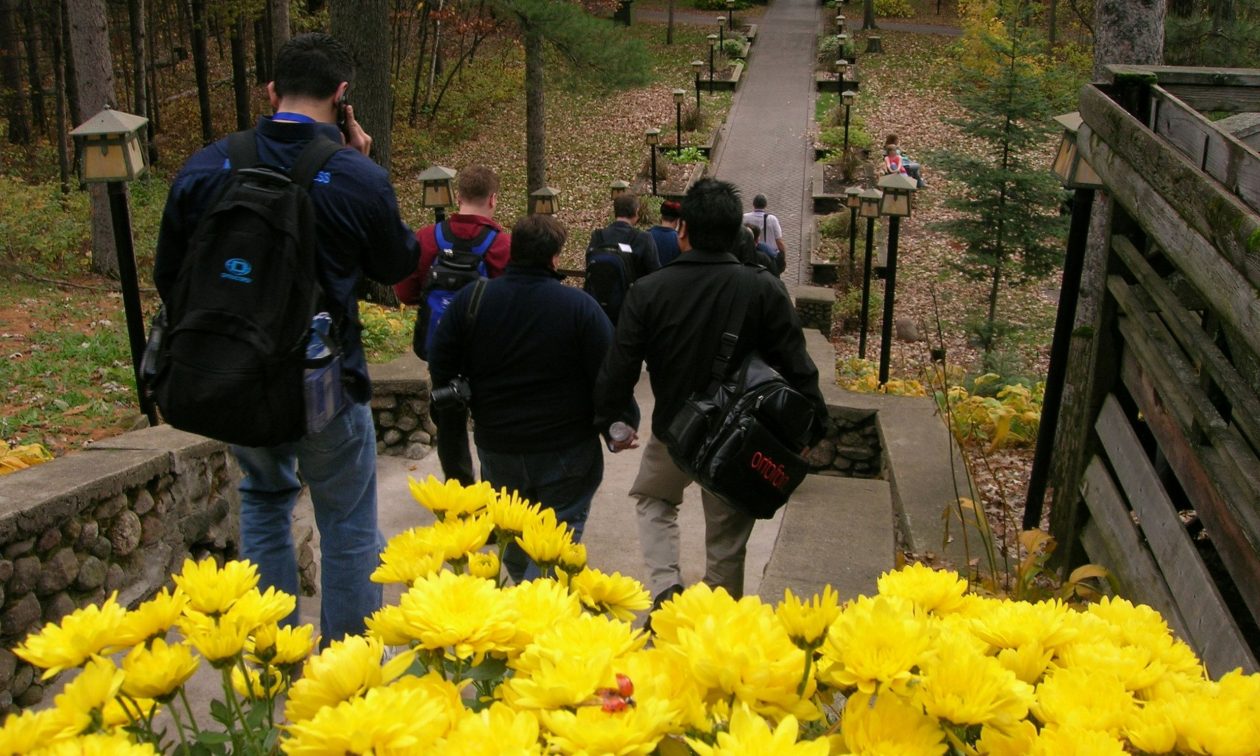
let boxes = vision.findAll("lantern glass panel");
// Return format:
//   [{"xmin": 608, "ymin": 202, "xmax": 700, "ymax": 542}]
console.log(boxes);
[
  {"xmin": 879, "ymin": 190, "xmax": 911, "ymax": 217},
  {"xmin": 845, "ymin": 187, "xmax": 862, "ymax": 209},
  {"xmin": 859, "ymin": 191, "xmax": 882, "ymax": 218},
  {"xmin": 1051, "ymin": 135, "xmax": 1075, "ymax": 185},
  {"xmin": 83, "ymin": 137, "xmax": 131, "ymax": 182},
  {"xmin": 423, "ymin": 182, "xmax": 452, "ymax": 208},
  {"xmin": 1073, "ymin": 158, "xmax": 1102, "ymax": 188}
]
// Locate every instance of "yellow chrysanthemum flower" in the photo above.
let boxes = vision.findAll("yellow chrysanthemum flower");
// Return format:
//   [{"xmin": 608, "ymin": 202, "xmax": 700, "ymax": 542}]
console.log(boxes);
[
  {"xmin": 0, "ymin": 707, "xmax": 76, "ymax": 754},
  {"xmin": 968, "ymin": 598, "xmax": 1078, "ymax": 656},
  {"xmin": 386, "ymin": 670, "xmax": 469, "ymax": 727},
  {"xmin": 249, "ymin": 623, "xmax": 315, "ymax": 668},
  {"xmin": 178, "ymin": 611, "xmax": 250, "ymax": 667},
  {"xmin": 109, "ymin": 588, "xmax": 188, "ymax": 650},
  {"xmin": 433, "ymin": 703, "xmax": 542, "ymax": 756},
  {"xmin": 1123, "ymin": 698, "xmax": 1178, "ymax": 755},
  {"xmin": 502, "ymin": 578, "xmax": 583, "ymax": 650},
  {"xmin": 120, "ymin": 637, "xmax": 199, "ymax": 701},
  {"xmin": 558, "ymin": 542, "xmax": 588, "ymax": 574},
  {"xmin": 232, "ymin": 664, "xmax": 285, "ymax": 700},
  {"xmin": 539, "ymin": 696, "xmax": 674, "ymax": 756},
  {"xmin": 372, "ymin": 526, "xmax": 444, "ymax": 585},
  {"xmin": 688, "ymin": 702, "xmax": 829, "ymax": 755},
  {"xmin": 877, "ymin": 563, "xmax": 968, "ymax": 614},
  {"xmin": 506, "ymin": 613, "xmax": 645, "ymax": 710},
  {"xmin": 172, "ymin": 558, "xmax": 259, "ymax": 615},
  {"xmin": 222, "ymin": 586, "xmax": 295, "ymax": 634},
  {"xmin": 283, "ymin": 683, "xmax": 455, "ymax": 755},
  {"xmin": 488, "ymin": 488, "xmax": 541, "ymax": 536},
  {"xmin": 914, "ymin": 632, "xmax": 1034, "ymax": 728},
  {"xmin": 1056, "ymin": 639, "xmax": 1165, "ymax": 694},
  {"xmin": 1032, "ymin": 666, "xmax": 1135, "ymax": 734},
  {"xmin": 620, "ymin": 648, "xmax": 709, "ymax": 733},
  {"xmin": 817, "ymin": 595, "xmax": 934, "ymax": 696},
  {"xmin": 469, "ymin": 551, "xmax": 501, "ymax": 580},
  {"xmin": 568, "ymin": 568, "xmax": 651, "ymax": 621},
  {"xmin": 994, "ymin": 641, "xmax": 1055, "ymax": 685},
  {"xmin": 841, "ymin": 691, "xmax": 947, "ymax": 755},
  {"xmin": 285, "ymin": 635, "xmax": 409, "ymax": 723},
  {"xmin": 516, "ymin": 516, "xmax": 573, "ymax": 568},
  {"xmin": 975, "ymin": 719, "xmax": 1038, "ymax": 755},
  {"xmin": 409, "ymin": 474, "xmax": 495, "ymax": 520},
  {"xmin": 775, "ymin": 586, "xmax": 841, "ymax": 649},
  {"xmin": 51, "ymin": 657, "xmax": 125, "ymax": 736},
  {"xmin": 1028, "ymin": 725, "xmax": 1129, "ymax": 755},
  {"xmin": 655, "ymin": 586, "xmax": 817, "ymax": 722},
  {"xmin": 396, "ymin": 570, "xmax": 517, "ymax": 661},
  {"xmin": 28, "ymin": 731, "xmax": 158, "ymax": 756},
  {"xmin": 430, "ymin": 514, "xmax": 496, "ymax": 564},
  {"xmin": 14, "ymin": 592, "xmax": 128, "ymax": 679},
  {"xmin": 366, "ymin": 603, "xmax": 421, "ymax": 647},
  {"xmin": 1173, "ymin": 669, "xmax": 1260, "ymax": 756}
]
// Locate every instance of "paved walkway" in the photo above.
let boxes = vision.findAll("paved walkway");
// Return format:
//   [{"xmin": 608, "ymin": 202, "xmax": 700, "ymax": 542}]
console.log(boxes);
[{"xmin": 708, "ymin": 0, "xmax": 821, "ymax": 286}]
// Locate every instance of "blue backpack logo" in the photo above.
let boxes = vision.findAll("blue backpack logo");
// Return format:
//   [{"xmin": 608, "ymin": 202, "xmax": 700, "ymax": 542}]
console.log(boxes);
[{"xmin": 220, "ymin": 258, "xmax": 254, "ymax": 283}]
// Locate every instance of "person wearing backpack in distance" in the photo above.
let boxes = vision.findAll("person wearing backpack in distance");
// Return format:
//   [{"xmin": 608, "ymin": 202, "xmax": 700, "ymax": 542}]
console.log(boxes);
[
  {"xmin": 153, "ymin": 32, "xmax": 419, "ymax": 647},
  {"xmin": 741, "ymin": 194, "xmax": 788, "ymax": 266},
  {"xmin": 428, "ymin": 214, "xmax": 638, "ymax": 583},
  {"xmin": 593, "ymin": 178, "xmax": 828, "ymax": 614},
  {"xmin": 584, "ymin": 193, "xmax": 661, "ymax": 324},
  {"xmin": 648, "ymin": 200, "xmax": 683, "ymax": 267},
  {"xmin": 394, "ymin": 165, "xmax": 511, "ymax": 487}
]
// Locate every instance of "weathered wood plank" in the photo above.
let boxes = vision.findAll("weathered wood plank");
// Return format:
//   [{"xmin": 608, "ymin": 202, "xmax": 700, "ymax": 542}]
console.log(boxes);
[
  {"xmin": 1108, "ymin": 277, "xmax": 1260, "ymax": 519},
  {"xmin": 1078, "ymin": 85, "xmax": 1260, "ymax": 293},
  {"xmin": 1094, "ymin": 396, "xmax": 1258, "ymax": 675},
  {"xmin": 1079, "ymin": 456, "xmax": 1190, "ymax": 641},
  {"xmin": 1105, "ymin": 64, "xmax": 1260, "ymax": 88},
  {"xmin": 1111, "ymin": 235, "xmax": 1260, "ymax": 453},
  {"xmin": 1120, "ymin": 347, "xmax": 1260, "ymax": 627},
  {"xmin": 1151, "ymin": 87, "xmax": 1260, "ymax": 209},
  {"xmin": 1163, "ymin": 84, "xmax": 1260, "ymax": 113}
]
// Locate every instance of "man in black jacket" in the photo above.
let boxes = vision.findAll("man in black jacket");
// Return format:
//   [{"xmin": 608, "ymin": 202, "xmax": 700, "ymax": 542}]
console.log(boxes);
[
  {"xmin": 594, "ymin": 178, "xmax": 828, "ymax": 607},
  {"xmin": 430, "ymin": 214, "xmax": 637, "ymax": 582}
]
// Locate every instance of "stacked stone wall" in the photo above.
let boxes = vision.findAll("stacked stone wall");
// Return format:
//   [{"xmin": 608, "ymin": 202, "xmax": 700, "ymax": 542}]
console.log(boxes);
[{"xmin": 809, "ymin": 406, "xmax": 883, "ymax": 478}]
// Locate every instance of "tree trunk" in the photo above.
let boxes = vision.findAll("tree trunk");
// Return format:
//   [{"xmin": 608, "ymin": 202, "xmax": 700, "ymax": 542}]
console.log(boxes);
[
  {"xmin": 189, "ymin": 0, "xmax": 213, "ymax": 144},
  {"xmin": 66, "ymin": 0, "xmax": 120, "ymax": 277},
  {"xmin": 270, "ymin": 0, "xmax": 290, "ymax": 52},
  {"xmin": 863, "ymin": 0, "xmax": 877, "ymax": 30},
  {"xmin": 407, "ymin": 2, "xmax": 429, "ymax": 124},
  {"xmin": 1048, "ymin": 0, "xmax": 1057, "ymax": 56},
  {"xmin": 1, "ymin": 0, "xmax": 31, "ymax": 144},
  {"xmin": 21, "ymin": 0, "xmax": 46, "ymax": 134},
  {"xmin": 126, "ymin": 0, "xmax": 154, "ymax": 164},
  {"xmin": 308, "ymin": 0, "xmax": 327, "ymax": 12},
  {"xmin": 254, "ymin": 15, "xmax": 270, "ymax": 84},
  {"xmin": 524, "ymin": 26, "xmax": 546, "ymax": 194},
  {"xmin": 52, "ymin": 0, "xmax": 69, "ymax": 193},
  {"xmin": 61, "ymin": 0, "xmax": 80, "ymax": 126},
  {"xmin": 331, "ymin": 0, "xmax": 392, "ymax": 170},
  {"xmin": 1092, "ymin": 0, "xmax": 1166, "ymax": 79},
  {"xmin": 229, "ymin": 13, "xmax": 251, "ymax": 130},
  {"xmin": 666, "ymin": 0, "xmax": 674, "ymax": 44}
]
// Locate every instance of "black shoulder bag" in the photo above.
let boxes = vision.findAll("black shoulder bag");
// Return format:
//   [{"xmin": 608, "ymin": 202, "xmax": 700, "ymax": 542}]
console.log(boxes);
[{"xmin": 661, "ymin": 269, "xmax": 817, "ymax": 518}]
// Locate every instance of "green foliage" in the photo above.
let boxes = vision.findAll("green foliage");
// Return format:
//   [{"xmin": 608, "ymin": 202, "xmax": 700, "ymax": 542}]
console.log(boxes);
[
  {"xmin": 929, "ymin": 0, "xmax": 1066, "ymax": 353},
  {"xmin": 875, "ymin": 0, "xmax": 916, "ymax": 17},
  {"xmin": 358, "ymin": 303, "xmax": 414, "ymax": 364},
  {"xmin": 817, "ymin": 34, "xmax": 855, "ymax": 65},
  {"xmin": 1166, "ymin": 0, "xmax": 1260, "ymax": 68},
  {"xmin": 817, "ymin": 212, "xmax": 852, "ymax": 240},
  {"xmin": 833, "ymin": 286, "xmax": 881, "ymax": 323},
  {"xmin": 666, "ymin": 146, "xmax": 707, "ymax": 164},
  {"xmin": 721, "ymin": 37, "xmax": 747, "ymax": 58},
  {"xmin": 819, "ymin": 117, "xmax": 872, "ymax": 151},
  {"xmin": 0, "ymin": 177, "xmax": 89, "ymax": 276},
  {"xmin": 494, "ymin": 0, "xmax": 652, "ymax": 90}
]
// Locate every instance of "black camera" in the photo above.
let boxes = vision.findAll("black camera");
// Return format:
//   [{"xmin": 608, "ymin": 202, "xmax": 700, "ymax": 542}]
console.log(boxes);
[{"xmin": 430, "ymin": 377, "xmax": 472, "ymax": 410}]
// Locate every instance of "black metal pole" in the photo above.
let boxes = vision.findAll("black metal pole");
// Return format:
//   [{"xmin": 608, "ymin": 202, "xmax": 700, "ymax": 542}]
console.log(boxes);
[
  {"xmin": 859, "ymin": 215, "xmax": 875, "ymax": 359},
  {"xmin": 843, "ymin": 103, "xmax": 851, "ymax": 156},
  {"xmin": 1023, "ymin": 187, "xmax": 1095, "ymax": 530},
  {"xmin": 695, "ymin": 72, "xmax": 701, "ymax": 111},
  {"xmin": 675, "ymin": 101, "xmax": 682, "ymax": 152},
  {"xmin": 107, "ymin": 180, "xmax": 158, "ymax": 426},
  {"xmin": 847, "ymin": 205, "xmax": 858, "ymax": 280},
  {"xmin": 719, "ymin": 25, "xmax": 724, "ymax": 47},
  {"xmin": 649, "ymin": 146, "xmax": 658, "ymax": 196},
  {"xmin": 709, "ymin": 45, "xmax": 715, "ymax": 93},
  {"xmin": 878, "ymin": 215, "xmax": 901, "ymax": 384},
  {"xmin": 727, "ymin": 5, "xmax": 733, "ymax": 27}
]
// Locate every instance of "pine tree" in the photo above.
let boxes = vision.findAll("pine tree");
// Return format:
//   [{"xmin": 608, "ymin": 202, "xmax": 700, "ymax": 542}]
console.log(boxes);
[{"xmin": 931, "ymin": 0, "xmax": 1067, "ymax": 354}]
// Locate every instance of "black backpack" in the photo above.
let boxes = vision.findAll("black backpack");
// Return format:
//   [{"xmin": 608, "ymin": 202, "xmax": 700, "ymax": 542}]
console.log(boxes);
[
  {"xmin": 412, "ymin": 220, "xmax": 498, "ymax": 360},
  {"xmin": 583, "ymin": 227, "xmax": 641, "ymax": 324},
  {"xmin": 146, "ymin": 130, "xmax": 342, "ymax": 447}
]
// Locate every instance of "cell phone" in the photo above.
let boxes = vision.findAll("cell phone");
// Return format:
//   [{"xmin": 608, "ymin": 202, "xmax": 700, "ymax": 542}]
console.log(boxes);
[{"xmin": 336, "ymin": 92, "xmax": 350, "ymax": 138}]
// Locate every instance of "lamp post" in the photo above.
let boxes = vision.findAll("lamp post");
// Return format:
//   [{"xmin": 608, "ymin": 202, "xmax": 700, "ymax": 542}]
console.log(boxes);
[
  {"xmin": 841, "ymin": 89, "xmax": 856, "ymax": 157},
  {"xmin": 609, "ymin": 179, "xmax": 630, "ymax": 200},
  {"xmin": 875, "ymin": 172, "xmax": 917, "ymax": 384},
  {"xmin": 692, "ymin": 60, "xmax": 705, "ymax": 110},
  {"xmin": 418, "ymin": 165, "xmax": 456, "ymax": 223},
  {"xmin": 673, "ymin": 88, "xmax": 685, "ymax": 153},
  {"xmin": 69, "ymin": 105, "xmax": 156, "ymax": 426},
  {"xmin": 727, "ymin": 0, "xmax": 735, "ymax": 28},
  {"xmin": 834, "ymin": 58, "xmax": 849, "ymax": 89},
  {"xmin": 845, "ymin": 185, "xmax": 861, "ymax": 280},
  {"xmin": 645, "ymin": 128, "xmax": 660, "ymax": 196},
  {"xmin": 717, "ymin": 15, "xmax": 725, "ymax": 48},
  {"xmin": 837, "ymin": 32, "xmax": 849, "ymax": 60},
  {"xmin": 708, "ymin": 34, "xmax": 718, "ymax": 93},
  {"xmin": 529, "ymin": 186, "xmax": 560, "ymax": 215},
  {"xmin": 857, "ymin": 186, "xmax": 882, "ymax": 358},
  {"xmin": 1023, "ymin": 112, "xmax": 1105, "ymax": 530},
  {"xmin": 836, "ymin": 14, "xmax": 845, "ymax": 33}
]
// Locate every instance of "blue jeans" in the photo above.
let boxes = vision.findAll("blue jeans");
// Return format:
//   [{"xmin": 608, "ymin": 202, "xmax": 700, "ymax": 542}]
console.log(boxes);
[
  {"xmin": 234, "ymin": 402, "xmax": 383, "ymax": 647},
  {"xmin": 477, "ymin": 437, "xmax": 603, "ymax": 582}
]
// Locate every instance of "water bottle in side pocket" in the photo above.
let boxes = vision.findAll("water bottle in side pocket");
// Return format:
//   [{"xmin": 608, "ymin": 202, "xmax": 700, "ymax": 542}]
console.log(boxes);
[{"xmin": 304, "ymin": 312, "xmax": 346, "ymax": 434}]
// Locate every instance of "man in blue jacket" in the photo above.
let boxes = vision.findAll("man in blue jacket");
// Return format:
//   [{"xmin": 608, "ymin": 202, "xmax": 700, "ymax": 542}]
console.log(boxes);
[
  {"xmin": 429, "ymin": 214, "xmax": 636, "ymax": 582},
  {"xmin": 154, "ymin": 33, "xmax": 419, "ymax": 645}
]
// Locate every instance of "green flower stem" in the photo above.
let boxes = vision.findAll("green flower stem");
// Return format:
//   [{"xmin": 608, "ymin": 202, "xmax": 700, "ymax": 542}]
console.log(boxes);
[
  {"xmin": 797, "ymin": 651, "xmax": 814, "ymax": 697},
  {"xmin": 177, "ymin": 686, "xmax": 202, "ymax": 733},
  {"xmin": 165, "ymin": 699, "xmax": 194, "ymax": 756},
  {"xmin": 220, "ymin": 666, "xmax": 260, "ymax": 753}
]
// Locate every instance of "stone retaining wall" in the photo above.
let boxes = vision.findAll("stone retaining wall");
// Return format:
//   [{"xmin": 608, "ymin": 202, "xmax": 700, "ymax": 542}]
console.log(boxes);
[
  {"xmin": 794, "ymin": 285, "xmax": 836, "ymax": 336},
  {"xmin": 810, "ymin": 406, "xmax": 883, "ymax": 478},
  {"xmin": 369, "ymin": 353, "xmax": 436, "ymax": 459},
  {"xmin": 0, "ymin": 426, "xmax": 238, "ymax": 712}
]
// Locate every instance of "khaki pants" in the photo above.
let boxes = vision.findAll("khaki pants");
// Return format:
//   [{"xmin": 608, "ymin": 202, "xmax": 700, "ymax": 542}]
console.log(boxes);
[{"xmin": 630, "ymin": 435, "xmax": 756, "ymax": 599}]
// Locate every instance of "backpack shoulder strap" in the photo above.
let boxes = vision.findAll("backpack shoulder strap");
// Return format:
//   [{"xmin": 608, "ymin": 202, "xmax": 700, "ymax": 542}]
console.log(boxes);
[
  {"xmin": 709, "ymin": 267, "xmax": 754, "ymax": 384},
  {"xmin": 226, "ymin": 130, "xmax": 258, "ymax": 173},
  {"xmin": 288, "ymin": 136, "xmax": 342, "ymax": 189},
  {"xmin": 435, "ymin": 219, "xmax": 495, "ymax": 253}
]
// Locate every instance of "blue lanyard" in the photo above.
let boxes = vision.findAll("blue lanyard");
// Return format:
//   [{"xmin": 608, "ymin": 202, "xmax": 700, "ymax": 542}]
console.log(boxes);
[{"xmin": 272, "ymin": 112, "xmax": 316, "ymax": 124}]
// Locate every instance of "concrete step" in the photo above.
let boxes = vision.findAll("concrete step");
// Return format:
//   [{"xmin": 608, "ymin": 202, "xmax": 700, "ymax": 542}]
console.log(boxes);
[{"xmin": 758, "ymin": 474, "xmax": 894, "ymax": 603}]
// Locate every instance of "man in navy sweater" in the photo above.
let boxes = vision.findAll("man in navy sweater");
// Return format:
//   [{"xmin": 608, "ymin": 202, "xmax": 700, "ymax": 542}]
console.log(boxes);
[{"xmin": 428, "ymin": 214, "xmax": 637, "ymax": 581}]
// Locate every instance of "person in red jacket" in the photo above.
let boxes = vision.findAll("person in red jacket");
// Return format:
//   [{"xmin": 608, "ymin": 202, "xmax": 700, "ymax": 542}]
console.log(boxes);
[{"xmin": 395, "ymin": 165, "xmax": 511, "ymax": 485}]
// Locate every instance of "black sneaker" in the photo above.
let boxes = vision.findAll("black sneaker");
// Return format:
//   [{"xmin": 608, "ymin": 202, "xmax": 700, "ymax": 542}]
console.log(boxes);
[{"xmin": 642, "ymin": 583, "xmax": 684, "ymax": 635}]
